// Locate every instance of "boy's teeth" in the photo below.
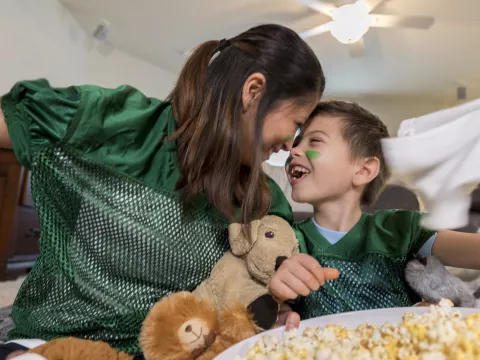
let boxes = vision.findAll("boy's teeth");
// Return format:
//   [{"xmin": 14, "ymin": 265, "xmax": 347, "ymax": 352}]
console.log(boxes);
[
  {"xmin": 290, "ymin": 165, "xmax": 311, "ymax": 179},
  {"xmin": 292, "ymin": 166, "xmax": 310, "ymax": 173}
]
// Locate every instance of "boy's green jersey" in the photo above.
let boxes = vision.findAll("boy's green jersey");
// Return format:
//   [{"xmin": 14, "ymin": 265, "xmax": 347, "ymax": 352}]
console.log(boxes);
[{"xmin": 293, "ymin": 210, "xmax": 435, "ymax": 319}]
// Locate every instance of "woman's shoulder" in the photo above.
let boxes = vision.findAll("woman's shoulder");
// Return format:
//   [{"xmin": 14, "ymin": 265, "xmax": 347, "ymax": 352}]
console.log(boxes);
[
  {"xmin": 69, "ymin": 84, "xmax": 175, "ymax": 151},
  {"xmin": 75, "ymin": 83, "xmax": 165, "ymax": 112},
  {"xmin": 265, "ymin": 175, "xmax": 293, "ymax": 224},
  {"xmin": 74, "ymin": 89, "xmax": 179, "ymax": 190}
]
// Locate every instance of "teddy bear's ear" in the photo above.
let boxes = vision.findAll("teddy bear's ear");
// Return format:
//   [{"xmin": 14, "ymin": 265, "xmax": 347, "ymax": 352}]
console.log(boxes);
[{"xmin": 229, "ymin": 220, "xmax": 261, "ymax": 256}]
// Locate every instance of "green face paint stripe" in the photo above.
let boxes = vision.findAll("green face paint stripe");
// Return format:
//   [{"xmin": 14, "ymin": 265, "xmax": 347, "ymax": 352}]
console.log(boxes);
[
  {"xmin": 285, "ymin": 157, "xmax": 292, "ymax": 167},
  {"xmin": 306, "ymin": 150, "xmax": 321, "ymax": 160},
  {"xmin": 283, "ymin": 135, "xmax": 292, "ymax": 143}
]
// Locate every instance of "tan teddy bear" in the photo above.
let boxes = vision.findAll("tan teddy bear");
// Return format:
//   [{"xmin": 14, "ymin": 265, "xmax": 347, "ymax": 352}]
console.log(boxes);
[{"xmin": 193, "ymin": 214, "xmax": 299, "ymax": 330}]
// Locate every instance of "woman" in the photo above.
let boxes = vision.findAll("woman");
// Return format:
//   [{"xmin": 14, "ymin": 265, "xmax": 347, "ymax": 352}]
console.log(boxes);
[{"xmin": 0, "ymin": 24, "xmax": 325, "ymax": 357}]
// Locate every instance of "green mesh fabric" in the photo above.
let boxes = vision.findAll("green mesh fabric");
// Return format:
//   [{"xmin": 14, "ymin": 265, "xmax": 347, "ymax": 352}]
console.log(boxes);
[
  {"xmin": 295, "ymin": 254, "xmax": 420, "ymax": 320},
  {"xmin": 8, "ymin": 146, "xmax": 230, "ymax": 353}
]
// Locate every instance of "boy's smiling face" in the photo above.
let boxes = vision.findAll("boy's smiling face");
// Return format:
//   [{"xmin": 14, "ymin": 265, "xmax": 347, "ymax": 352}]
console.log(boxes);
[{"xmin": 286, "ymin": 115, "xmax": 358, "ymax": 205}]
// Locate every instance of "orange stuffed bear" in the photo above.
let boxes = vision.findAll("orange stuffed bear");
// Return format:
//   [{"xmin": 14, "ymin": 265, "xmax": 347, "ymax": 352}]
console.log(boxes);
[{"xmin": 139, "ymin": 292, "xmax": 259, "ymax": 360}]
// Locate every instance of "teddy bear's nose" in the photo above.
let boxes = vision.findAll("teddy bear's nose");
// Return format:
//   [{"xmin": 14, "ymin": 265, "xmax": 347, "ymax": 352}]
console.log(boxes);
[{"xmin": 275, "ymin": 256, "xmax": 287, "ymax": 271}]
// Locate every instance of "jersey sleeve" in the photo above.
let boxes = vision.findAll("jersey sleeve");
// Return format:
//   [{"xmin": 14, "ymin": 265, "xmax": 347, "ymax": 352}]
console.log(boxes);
[
  {"xmin": 1, "ymin": 79, "xmax": 81, "ymax": 168},
  {"xmin": 372, "ymin": 210, "xmax": 437, "ymax": 256},
  {"xmin": 409, "ymin": 211, "xmax": 438, "ymax": 255},
  {"xmin": 2, "ymin": 79, "xmax": 171, "ymax": 172},
  {"xmin": 384, "ymin": 210, "xmax": 437, "ymax": 255}
]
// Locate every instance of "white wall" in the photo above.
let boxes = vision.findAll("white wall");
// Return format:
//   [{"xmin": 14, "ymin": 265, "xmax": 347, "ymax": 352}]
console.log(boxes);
[{"xmin": 1, "ymin": 0, "xmax": 176, "ymax": 99}]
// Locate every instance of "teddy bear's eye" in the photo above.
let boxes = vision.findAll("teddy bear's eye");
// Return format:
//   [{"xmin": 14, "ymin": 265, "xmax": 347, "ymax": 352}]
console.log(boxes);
[{"xmin": 265, "ymin": 231, "xmax": 275, "ymax": 239}]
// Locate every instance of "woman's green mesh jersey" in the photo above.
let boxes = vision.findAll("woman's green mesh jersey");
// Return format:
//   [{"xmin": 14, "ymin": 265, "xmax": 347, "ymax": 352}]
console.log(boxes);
[
  {"xmin": 1, "ymin": 79, "xmax": 293, "ymax": 353},
  {"xmin": 293, "ymin": 210, "xmax": 436, "ymax": 319}
]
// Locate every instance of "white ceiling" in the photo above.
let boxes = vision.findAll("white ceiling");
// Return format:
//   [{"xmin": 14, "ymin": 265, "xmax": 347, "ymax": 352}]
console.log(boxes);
[{"xmin": 61, "ymin": 0, "xmax": 480, "ymax": 100}]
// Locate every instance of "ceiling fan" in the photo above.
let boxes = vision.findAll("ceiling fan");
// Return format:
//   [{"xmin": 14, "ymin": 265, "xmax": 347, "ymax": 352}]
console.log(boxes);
[{"xmin": 296, "ymin": 0, "xmax": 435, "ymax": 57}]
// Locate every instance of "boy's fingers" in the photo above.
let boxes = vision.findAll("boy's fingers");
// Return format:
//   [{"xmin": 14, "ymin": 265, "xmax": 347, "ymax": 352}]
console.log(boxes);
[
  {"xmin": 324, "ymin": 268, "xmax": 340, "ymax": 281},
  {"xmin": 294, "ymin": 253, "xmax": 318, "ymax": 266},
  {"xmin": 273, "ymin": 255, "xmax": 339, "ymax": 301},
  {"xmin": 280, "ymin": 272, "xmax": 310, "ymax": 297},
  {"xmin": 289, "ymin": 263, "xmax": 320, "ymax": 291},
  {"xmin": 295, "ymin": 255, "xmax": 339, "ymax": 284},
  {"xmin": 295, "ymin": 254, "xmax": 323, "ymax": 272},
  {"xmin": 269, "ymin": 279, "xmax": 298, "ymax": 301}
]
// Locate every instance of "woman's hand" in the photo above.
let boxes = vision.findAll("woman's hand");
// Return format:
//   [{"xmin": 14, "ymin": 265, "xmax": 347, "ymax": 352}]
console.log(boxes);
[
  {"xmin": 269, "ymin": 253, "xmax": 340, "ymax": 302},
  {"xmin": 275, "ymin": 303, "xmax": 300, "ymax": 330},
  {"xmin": 5, "ymin": 350, "xmax": 27, "ymax": 360}
]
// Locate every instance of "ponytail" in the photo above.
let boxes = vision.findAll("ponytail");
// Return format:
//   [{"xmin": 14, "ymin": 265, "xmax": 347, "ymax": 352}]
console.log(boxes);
[{"xmin": 167, "ymin": 41, "xmax": 219, "ymax": 131}]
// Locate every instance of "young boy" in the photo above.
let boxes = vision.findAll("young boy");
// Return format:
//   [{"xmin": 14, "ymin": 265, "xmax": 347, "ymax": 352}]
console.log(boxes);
[{"xmin": 269, "ymin": 100, "xmax": 480, "ymax": 320}]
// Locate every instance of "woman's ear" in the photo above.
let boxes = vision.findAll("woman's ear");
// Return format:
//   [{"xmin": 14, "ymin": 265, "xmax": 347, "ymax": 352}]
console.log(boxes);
[
  {"xmin": 242, "ymin": 72, "xmax": 266, "ymax": 113},
  {"xmin": 353, "ymin": 157, "xmax": 380, "ymax": 187}
]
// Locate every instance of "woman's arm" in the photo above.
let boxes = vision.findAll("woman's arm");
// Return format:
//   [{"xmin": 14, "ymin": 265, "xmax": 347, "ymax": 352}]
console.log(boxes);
[
  {"xmin": 432, "ymin": 230, "xmax": 480, "ymax": 269},
  {"xmin": 0, "ymin": 98, "xmax": 12, "ymax": 149}
]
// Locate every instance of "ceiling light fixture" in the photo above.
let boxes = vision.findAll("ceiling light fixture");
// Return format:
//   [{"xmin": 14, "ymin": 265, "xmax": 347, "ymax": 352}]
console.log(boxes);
[{"xmin": 329, "ymin": 2, "xmax": 372, "ymax": 44}]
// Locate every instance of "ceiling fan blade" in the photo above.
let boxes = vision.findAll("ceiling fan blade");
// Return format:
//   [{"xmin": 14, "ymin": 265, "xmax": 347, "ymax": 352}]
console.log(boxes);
[
  {"xmin": 356, "ymin": 0, "xmax": 385, "ymax": 13},
  {"xmin": 349, "ymin": 37, "xmax": 365, "ymax": 58},
  {"xmin": 298, "ymin": 22, "xmax": 333, "ymax": 39},
  {"xmin": 296, "ymin": 0, "xmax": 337, "ymax": 18},
  {"xmin": 369, "ymin": 14, "xmax": 435, "ymax": 29},
  {"xmin": 335, "ymin": 0, "xmax": 356, "ymax": 6}
]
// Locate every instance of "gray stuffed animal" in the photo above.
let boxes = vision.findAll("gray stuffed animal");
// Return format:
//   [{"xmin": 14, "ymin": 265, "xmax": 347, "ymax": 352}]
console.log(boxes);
[{"xmin": 405, "ymin": 255, "xmax": 480, "ymax": 308}]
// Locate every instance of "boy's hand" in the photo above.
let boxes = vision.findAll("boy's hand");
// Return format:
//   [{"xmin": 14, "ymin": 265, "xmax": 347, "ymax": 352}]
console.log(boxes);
[{"xmin": 269, "ymin": 253, "xmax": 340, "ymax": 302}]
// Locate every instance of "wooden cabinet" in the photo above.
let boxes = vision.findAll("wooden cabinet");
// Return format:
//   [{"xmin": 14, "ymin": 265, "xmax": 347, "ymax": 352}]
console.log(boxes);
[{"xmin": 0, "ymin": 149, "xmax": 40, "ymax": 281}]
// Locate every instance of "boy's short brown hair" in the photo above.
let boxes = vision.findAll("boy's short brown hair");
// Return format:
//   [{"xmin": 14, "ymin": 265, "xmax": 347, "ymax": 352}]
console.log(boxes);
[{"xmin": 300, "ymin": 100, "xmax": 391, "ymax": 205}]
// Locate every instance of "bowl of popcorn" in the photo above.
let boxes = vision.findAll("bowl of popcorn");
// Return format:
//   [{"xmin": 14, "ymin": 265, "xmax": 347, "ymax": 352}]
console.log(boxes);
[{"xmin": 215, "ymin": 304, "xmax": 480, "ymax": 359}]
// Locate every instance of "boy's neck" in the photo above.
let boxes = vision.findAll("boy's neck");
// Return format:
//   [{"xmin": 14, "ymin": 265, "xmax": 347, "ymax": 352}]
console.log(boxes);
[{"xmin": 312, "ymin": 196, "xmax": 363, "ymax": 232}]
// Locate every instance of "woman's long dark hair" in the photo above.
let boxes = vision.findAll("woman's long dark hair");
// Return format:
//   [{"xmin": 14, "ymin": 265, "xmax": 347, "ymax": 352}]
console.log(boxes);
[{"xmin": 167, "ymin": 24, "xmax": 325, "ymax": 224}]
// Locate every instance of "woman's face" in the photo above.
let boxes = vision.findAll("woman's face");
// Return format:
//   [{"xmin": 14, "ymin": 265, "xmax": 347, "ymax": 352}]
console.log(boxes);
[{"xmin": 241, "ymin": 94, "xmax": 319, "ymax": 166}]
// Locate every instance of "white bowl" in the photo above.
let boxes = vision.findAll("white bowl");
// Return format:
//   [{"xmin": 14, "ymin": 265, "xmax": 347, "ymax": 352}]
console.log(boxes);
[{"xmin": 215, "ymin": 307, "xmax": 480, "ymax": 359}]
